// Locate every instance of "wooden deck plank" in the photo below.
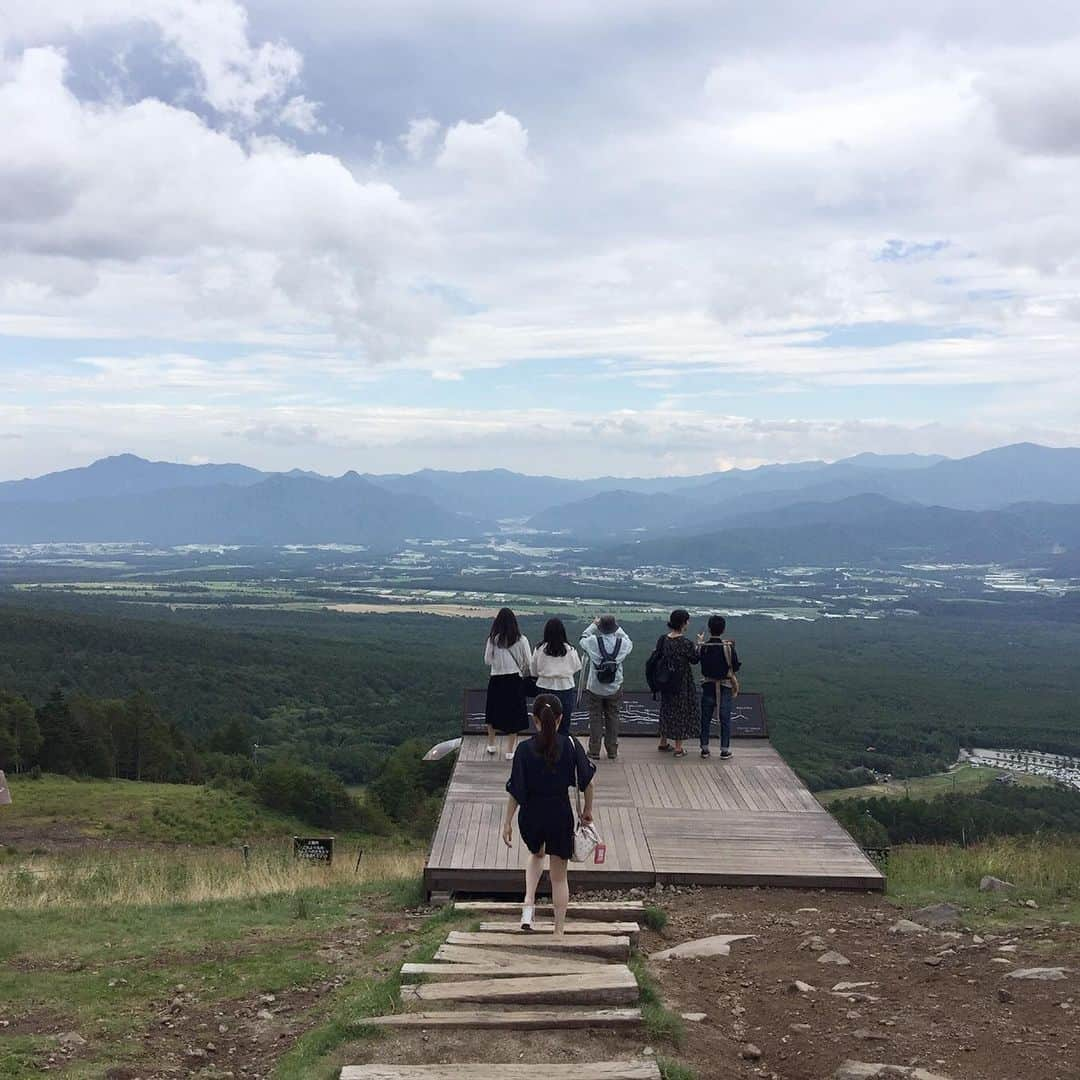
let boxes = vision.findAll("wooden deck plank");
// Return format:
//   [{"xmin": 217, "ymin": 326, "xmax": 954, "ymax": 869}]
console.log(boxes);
[
  {"xmin": 446, "ymin": 932, "xmax": 630, "ymax": 960},
  {"xmin": 455, "ymin": 900, "xmax": 645, "ymax": 919},
  {"xmin": 401, "ymin": 960, "xmax": 616, "ymax": 981},
  {"xmin": 341, "ymin": 1064, "xmax": 661, "ymax": 1080},
  {"xmin": 358, "ymin": 1007, "xmax": 643, "ymax": 1030},
  {"xmin": 399, "ymin": 968, "xmax": 639, "ymax": 1006},
  {"xmin": 433, "ymin": 944, "xmax": 611, "ymax": 967},
  {"xmin": 476, "ymin": 921, "xmax": 639, "ymax": 944}
]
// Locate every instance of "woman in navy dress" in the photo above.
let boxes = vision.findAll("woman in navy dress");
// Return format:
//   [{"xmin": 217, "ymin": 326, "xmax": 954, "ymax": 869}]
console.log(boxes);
[{"xmin": 502, "ymin": 693, "xmax": 596, "ymax": 934}]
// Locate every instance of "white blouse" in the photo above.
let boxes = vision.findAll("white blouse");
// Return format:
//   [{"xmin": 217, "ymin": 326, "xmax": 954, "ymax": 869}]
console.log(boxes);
[
  {"xmin": 484, "ymin": 635, "xmax": 532, "ymax": 676},
  {"xmin": 530, "ymin": 643, "xmax": 583, "ymax": 691}
]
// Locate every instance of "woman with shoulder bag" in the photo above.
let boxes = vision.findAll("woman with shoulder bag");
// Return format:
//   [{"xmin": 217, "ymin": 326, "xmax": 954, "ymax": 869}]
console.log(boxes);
[
  {"xmin": 502, "ymin": 693, "xmax": 596, "ymax": 935},
  {"xmin": 483, "ymin": 606, "xmax": 532, "ymax": 760}
]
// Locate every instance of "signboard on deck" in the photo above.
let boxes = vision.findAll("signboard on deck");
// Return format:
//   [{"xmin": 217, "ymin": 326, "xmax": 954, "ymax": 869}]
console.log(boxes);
[
  {"xmin": 293, "ymin": 836, "xmax": 334, "ymax": 863},
  {"xmin": 462, "ymin": 689, "xmax": 768, "ymax": 738}
]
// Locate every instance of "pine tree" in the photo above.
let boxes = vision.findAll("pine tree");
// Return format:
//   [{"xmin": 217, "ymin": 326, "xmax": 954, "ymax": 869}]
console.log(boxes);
[
  {"xmin": 0, "ymin": 691, "xmax": 42, "ymax": 772},
  {"xmin": 36, "ymin": 688, "xmax": 77, "ymax": 774}
]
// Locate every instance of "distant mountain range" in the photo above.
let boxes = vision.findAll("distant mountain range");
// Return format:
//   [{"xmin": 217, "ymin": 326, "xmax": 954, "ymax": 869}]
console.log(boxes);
[
  {"xmin": 1, "ymin": 444, "xmax": 1079, "ymax": 563},
  {"xmin": 607, "ymin": 493, "xmax": 1080, "ymax": 571},
  {"xmin": 0, "ymin": 470, "xmax": 485, "ymax": 547}
]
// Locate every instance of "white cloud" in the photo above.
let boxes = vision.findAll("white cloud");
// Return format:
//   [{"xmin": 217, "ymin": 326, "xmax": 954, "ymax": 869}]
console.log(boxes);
[
  {"xmin": 3, "ymin": 398, "xmax": 1078, "ymax": 481},
  {"xmin": 278, "ymin": 95, "xmax": 325, "ymax": 134},
  {"xmin": 436, "ymin": 110, "xmax": 539, "ymax": 186},
  {"xmin": 1, "ymin": 0, "xmax": 306, "ymax": 123},
  {"xmin": 0, "ymin": 46, "xmax": 437, "ymax": 356},
  {"xmin": 400, "ymin": 116, "xmax": 440, "ymax": 160},
  {"xmin": 5, "ymin": 0, "xmax": 1080, "ymax": 476}
]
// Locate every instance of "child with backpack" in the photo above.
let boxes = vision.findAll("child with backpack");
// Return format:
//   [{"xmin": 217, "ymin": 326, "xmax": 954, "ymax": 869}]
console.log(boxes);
[
  {"xmin": 698, "ymin": 614, "xmax": 741, "ymax": 759},
  {"xmin": 580, "ymin": 615, "xmax": 633, "ymax": 761}
]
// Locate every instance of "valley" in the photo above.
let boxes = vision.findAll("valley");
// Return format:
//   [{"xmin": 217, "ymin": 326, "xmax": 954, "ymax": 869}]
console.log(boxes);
[{"xmin": 3, "ymin": 539, "xmax": 1077, "ymax": 626}]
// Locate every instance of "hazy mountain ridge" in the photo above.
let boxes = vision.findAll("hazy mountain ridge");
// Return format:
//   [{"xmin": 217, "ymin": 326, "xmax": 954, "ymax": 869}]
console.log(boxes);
[
  {"xmin": 0, "ymin": 472, "xmax": 487, "ymax": 547},
  {"xmin": 3, "ymin": 444, "xmax": 1079, "ymax": 559},
  {"xmin": 0, "ymin": 453, "xmax": 268, "ymax": 503},
  {"xmin": 608, "ymin": 495, "xmax": 1080, "ymax": 571}
]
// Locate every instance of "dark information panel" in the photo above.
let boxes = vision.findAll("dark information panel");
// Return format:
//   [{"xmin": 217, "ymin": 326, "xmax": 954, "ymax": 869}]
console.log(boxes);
[
  {"xmin": 294, "ymin": 836, "xmax": 334, "ymax": 863},
  {"xmin": 462, "ymin": 689, "xmax": 767, "ymax": 738}
]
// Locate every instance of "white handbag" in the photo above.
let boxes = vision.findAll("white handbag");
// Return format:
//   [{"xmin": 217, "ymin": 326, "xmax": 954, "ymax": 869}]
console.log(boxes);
[
  {"xmin": 572, "ymin": 814, "xmax": 601, "ymax": 863},
  {"xmin": 570, "ymin": 755, "xmax": 601, "ymax": 863}
]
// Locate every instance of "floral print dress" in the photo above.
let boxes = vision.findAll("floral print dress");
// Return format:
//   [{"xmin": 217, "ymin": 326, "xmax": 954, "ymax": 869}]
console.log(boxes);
[{"xmin": 658, "ymin": 635, "xmax": 701, "ymax": 741}]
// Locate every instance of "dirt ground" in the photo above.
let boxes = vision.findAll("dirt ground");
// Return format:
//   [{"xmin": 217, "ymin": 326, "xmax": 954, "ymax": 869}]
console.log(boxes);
[
  {"xmin": 11, "ymin": 887, "xmax": 1079, "ymax": 1079},
  {"xmin": 343, "ymin": 886, "xmax": 1080, "ymax": 1080}
]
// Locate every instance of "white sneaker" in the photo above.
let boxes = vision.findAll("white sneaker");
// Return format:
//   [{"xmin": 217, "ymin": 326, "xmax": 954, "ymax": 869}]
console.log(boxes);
[
  {"xmin": 485, "ymin": 744, "xmax": 497, "ymax": 755},
  {"xmin": 504, "ymin": 751, "xmax": 515, "ymax": 760},
  {"xmin": 520, "ymin": 904, "xmax": 535, "ymax": 931}
]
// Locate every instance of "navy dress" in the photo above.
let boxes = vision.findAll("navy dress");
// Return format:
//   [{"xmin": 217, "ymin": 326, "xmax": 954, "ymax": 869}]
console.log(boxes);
[{"xmin": 506, "ymin": 734, "xmax": 596, "ymax": 861}]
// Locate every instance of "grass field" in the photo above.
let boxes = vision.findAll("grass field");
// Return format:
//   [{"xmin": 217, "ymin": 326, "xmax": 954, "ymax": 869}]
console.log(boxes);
[
  {"xmin": 3, "ymin": 770, "xmax": 1078, "ymax": 1078},
  {"xmin": 816, "ymin": 763, "xmax": 1052, "ymax": 805},
  {"xmin": 887, "ymin": 835, "xmax": 1080, "ymax": 924},
  {"xmin": 0, "ymin": 863, "xmax": 444, "ymax": 1079},
  {"xmin": 2, "ymin": 774, "xmax": 326, "ymax": 846}
]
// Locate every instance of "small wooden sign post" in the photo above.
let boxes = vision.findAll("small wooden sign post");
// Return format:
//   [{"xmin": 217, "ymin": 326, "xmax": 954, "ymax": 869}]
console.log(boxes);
[{"xmin": 293, "ymin": 836, "xmax": 334, "ymax": 864}]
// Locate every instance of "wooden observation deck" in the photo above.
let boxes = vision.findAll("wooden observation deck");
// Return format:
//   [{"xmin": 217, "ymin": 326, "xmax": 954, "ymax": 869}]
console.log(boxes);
[{"xmin": 423, "ymin": 692, "xmax": 884, "ymax": 896}]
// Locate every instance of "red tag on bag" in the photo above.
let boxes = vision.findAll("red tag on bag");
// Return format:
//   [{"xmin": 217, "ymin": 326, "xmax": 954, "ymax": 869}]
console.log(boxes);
[{"xmin": 594, "ymin": 843, "xmax": 607, "ymax": 865}]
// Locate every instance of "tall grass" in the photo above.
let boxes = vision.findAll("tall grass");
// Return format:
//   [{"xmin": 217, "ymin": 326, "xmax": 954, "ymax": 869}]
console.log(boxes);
[
  {"xmin": 0, "ymin": 845, "xmax": 426, "ymax": 909},
  {"xmin": 888, "ymin": 835, "xmax": 1080, "ymax": 920},
  {"xmin": 889, "ymin": 835, "xmax": 1080, "ymax": 894}
]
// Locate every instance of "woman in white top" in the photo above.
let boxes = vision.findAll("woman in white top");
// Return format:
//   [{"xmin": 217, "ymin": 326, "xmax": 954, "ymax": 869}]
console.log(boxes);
[
  {"xmin": 484, "ymin": 607, "xmax": 531, "ymax": 760},
  {"xmin": 530, "ymin": 618, "xmax": 582, "ymax": 734}
]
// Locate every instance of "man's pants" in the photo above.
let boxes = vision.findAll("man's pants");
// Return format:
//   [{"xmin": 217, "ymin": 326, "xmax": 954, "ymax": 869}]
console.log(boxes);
[
  {"xmin": 585, "ymin": 689, "xmax": 621, "ymax": 758},
  {"xmin": 700, "ymin": 683, "xmax": 733, "ymax": 750}
]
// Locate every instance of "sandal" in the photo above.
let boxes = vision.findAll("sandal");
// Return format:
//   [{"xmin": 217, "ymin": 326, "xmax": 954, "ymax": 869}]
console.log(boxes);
[
  {"xmin": 657, "ymin": 743, "xmax": 672, "ymax": 752},
  {"xmin": 673, "ymin": 748, "xmax": 687, "ymax": 758}
]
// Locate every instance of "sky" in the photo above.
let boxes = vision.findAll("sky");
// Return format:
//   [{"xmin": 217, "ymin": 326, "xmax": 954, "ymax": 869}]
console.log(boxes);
[{"xmin": 2, "ymin": 0, "xmax": 1080, "ymax": 480}]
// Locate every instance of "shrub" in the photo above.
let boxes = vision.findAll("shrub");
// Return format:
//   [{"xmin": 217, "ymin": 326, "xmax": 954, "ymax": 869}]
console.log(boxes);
[{"xmin": 255, "ymin": 762, "xmax": 362, "ymax": 831}]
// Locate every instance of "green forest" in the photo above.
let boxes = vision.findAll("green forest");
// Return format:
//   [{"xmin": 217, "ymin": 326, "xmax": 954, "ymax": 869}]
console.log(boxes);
[
  {"xmin": 2, "ymin": 593, "xmax": 1079, "ymax": 798},
  {"xmin": 831, "ymin": 782, "xmax": 1080, "ymax": 848}
]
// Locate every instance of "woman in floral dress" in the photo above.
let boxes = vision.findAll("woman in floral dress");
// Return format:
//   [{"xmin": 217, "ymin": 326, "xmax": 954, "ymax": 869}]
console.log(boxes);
[{"xmin": 657, "ymin": 608, "xmax": 701, "ymax": 757}]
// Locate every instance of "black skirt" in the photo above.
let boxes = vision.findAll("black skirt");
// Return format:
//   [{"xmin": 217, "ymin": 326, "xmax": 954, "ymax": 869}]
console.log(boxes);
[
  {"xmin": 485, "ymin": 673, "xmax": 529, "ymax": 734},
  {"xmin": 519, "ymin": 796, "xmax": 575, "ymax": 860}
]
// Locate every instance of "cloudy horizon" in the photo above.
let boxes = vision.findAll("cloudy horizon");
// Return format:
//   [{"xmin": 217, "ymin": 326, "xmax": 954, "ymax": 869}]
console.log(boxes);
[{"xmin": 3, "ymin": 1, "xmax": 1080, "ymax": 480}]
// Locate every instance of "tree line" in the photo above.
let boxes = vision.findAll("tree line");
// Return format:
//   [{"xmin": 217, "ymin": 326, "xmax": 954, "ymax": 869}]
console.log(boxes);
[
  {"xmin": 831, "ymin": 782, "xmax": 1080, "ymax": 848},
  {"xmin": 0, "ymin": 686, "xmax": 199, "ymax": 783},
  {"xmin": 0, "ymin": 684, "xmax": 452, "ymax": 837},
  {"xmin": 3, "ymin": 595, "xmax": 1080, "ymax": 797}
]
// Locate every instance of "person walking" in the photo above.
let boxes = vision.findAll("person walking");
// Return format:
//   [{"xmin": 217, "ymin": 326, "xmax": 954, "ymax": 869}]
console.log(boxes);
[
  {"xmin": 483, "ymin": 606, "xmax": 531, "ymax": 760},
  {"xmin": 656, "ymin": 608, "xmax": 700, "ymax": 758},
  {"xmin": 530, "ymin": 618, "xmax": 582, "ymax": 734},
  {"xmin": 699, "ymin": 615, "xmax": 741, "ymax": 759},
  {"xmin": 580, "ymin": 615, "xmax": 633, "ymax": 761},
  {"xmin": 503, "ymin": 693, "xmax": 596, "ymax": 935}
]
